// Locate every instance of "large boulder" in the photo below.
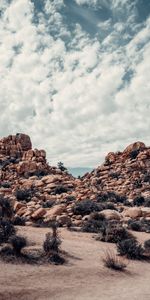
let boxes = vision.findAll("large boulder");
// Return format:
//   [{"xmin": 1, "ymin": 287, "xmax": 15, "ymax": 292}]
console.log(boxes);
[
  {"xmin": 31, "ymin": 208, "xmax": 46, "ymax": 220},
  {"xmin": 44, "ymin": 204, "xmax": 66, "ymax": 222},
  {"xmin": 15, "ymin": 133, "xmax": 32, "ymax": 151},
  {"xmin": 56, "ymin": 214, "xmax": 71, "ymax": 226},
  {"xmin": 141, "ymin": 208, "xmax": 150, "ymax": 217},
  {"xmin": 99, "ymin": 209, "xmax": 121, "ymax": 220},
  {"xmin": 123, "ymin": 207, "xmax": 142, "ymax": 219},
  {"xmin": 123, "ymin": 141, "xmax": 145, "ymax": 157}
]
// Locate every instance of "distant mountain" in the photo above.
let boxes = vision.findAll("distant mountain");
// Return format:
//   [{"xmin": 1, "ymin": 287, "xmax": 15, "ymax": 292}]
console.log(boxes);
[{"xmin": 68, "ymin": 167, "xmax": 93, "ymax": 178}]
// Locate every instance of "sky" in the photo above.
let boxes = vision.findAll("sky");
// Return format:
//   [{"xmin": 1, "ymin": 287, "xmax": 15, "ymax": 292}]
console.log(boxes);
[{"xmin": 0, "ymin": 0, "xmax": 150, "ymax": 168}]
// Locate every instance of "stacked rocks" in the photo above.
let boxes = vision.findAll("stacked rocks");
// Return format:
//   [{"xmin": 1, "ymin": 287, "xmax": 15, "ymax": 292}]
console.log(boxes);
[{"xmin": 0, "ymin": 134, "xmax": 150, "ymax": 227}]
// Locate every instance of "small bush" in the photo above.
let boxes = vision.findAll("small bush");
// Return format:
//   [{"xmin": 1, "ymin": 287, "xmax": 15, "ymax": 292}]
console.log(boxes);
[
  {"xmin": 0, "ymin": 245, "xmax": 14, "ymax": 257},
  {"xmin": 15, "ymin": 188, "xmax": 32, "ymax": 201},
  {"xmin": 65, "ymin": 195, "xmax": 76, "ymax": 203},
  {"xmin": 0, "ymin": 219, "xmax": 16, "ymax": 243},
  {"xmin": 134, "ymin": 180, "xmax": 142, "ymax": 189},
  {"xmin": 133, "ymin": 196, "xmax": 145, "ymax": 206},
  {"xmin": 10, "ymin": 235, "xmax": 27, "ymax": 255},
  {"xmin": 117, "ymin": 238, "xmax": 144, "ymax": 259},
  {"xmin": 104, "ymin": 203, "xmax": 117, "ymax": 210},
  {"xmin": 130, "ymin": 150, "xmax": 139, "ymax": 159},
  {"xmin": 54, "ymin": 185, "xmax": 69, "ymax": 195},
  {"xmin": 143, "ymin": 173, "xmax": 150, "ymax": 183},
  {"xmin": 42, "ymin": 200, "xmax": 55, "ymax": 208},
  {"xmin": 13, "ymin": 216, "xmax": 25, "ymax": 226},
  {"xmin": 96, "ymin": 192, "xmax": 126, "ymax": 204},
  {"xmin": 128, "ymin": 219, "xmax": 150, "ymax": 233},
  {"xmin": 109, "ymin": 172, "xmax": 119, "ymax": 179},
  {"xmin": 0, "ymin": 197, "xmax": 13, "ymax": 218},
  {"xmin": 73, "ymin": 200, "xmax": 101, "ymax": 216},
  {"xmin": 144, "ymin": 198, "xmax": 150, "ymax": 207},
  {"xmin": 144, "ymin": 239, "xmax": 150, "ymax": 252},
  {"xmin": 43, "ymin": 224, "xmax": 61, "ymax": 254},
  {"xmin": 57, "ymin": 162, "xmax": 67, "ymax": 172},
  {"xmin": 48, "ymin": 253, "xmax": 65, "ymax": 265},
  {"xmin": 97, "ymin": 222, "xmax": 133, "ymax": 244},
  {"xmin": 103, "ymin": 251, "xmax": 127, "ymax": 271},
  {"xmin": 1, "ymin": 182, "xmax": 11, "ymax": 188},
  {"xmin": 128, "ymin": 220, "xmax": 142, "ymax": 231},
  {"xmin": 124, "ymin": 200, "xmax": 133, "ymax": 207},
  {"xmin": 33, "ymin": 170, "xmax": 48, "ymax": 177},
  {"xmin": 82, "ymin": 213, "xmax": 106, "ymax": 233}
]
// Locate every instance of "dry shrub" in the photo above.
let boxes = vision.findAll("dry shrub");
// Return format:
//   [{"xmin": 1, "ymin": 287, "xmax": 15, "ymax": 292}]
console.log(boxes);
[
  {"xmin": 103, "ymin": 250, "xmax": 127, "ymax": 271},
  {"xmin": 117, "ymin": 238, "xmax": 144, "ymax": 260}
]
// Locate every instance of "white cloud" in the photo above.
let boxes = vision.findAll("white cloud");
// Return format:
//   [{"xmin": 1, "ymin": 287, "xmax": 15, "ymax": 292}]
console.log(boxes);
[{"xmin": 0, "ymin": 0, "xmax": 150, "ymax": 168}]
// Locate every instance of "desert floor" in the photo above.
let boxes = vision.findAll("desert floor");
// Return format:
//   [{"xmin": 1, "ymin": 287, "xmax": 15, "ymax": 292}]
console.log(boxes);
[{"xmin": 0, "ymin": 226, "xmax": 150, "ymax": 300}]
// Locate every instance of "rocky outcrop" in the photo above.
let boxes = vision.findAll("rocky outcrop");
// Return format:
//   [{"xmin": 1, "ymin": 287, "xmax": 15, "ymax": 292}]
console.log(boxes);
[
  {"xmin": 0, "ymin": 134, "xmax": 150, "ymax": 227},
  {"xmin": 82, "ymin": 141, "xmax": 150, "ymax": 200}
]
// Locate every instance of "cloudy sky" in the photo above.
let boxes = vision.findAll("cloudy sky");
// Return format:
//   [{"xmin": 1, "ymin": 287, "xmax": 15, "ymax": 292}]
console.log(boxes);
[{"xmin": 0, "ymin": 0, "xmax": 150, "ymax": 168}]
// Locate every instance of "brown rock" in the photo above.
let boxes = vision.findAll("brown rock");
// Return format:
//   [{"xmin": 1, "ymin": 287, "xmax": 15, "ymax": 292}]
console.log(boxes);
[
  {"xmin": 99, "ymin": 209, "xmax": 121, "ymax": 220},
  {"xmin": 31, "ymin": 208, "xmax": 46, "ymax": 219},
  {"xmin": 15, "ymin": 133, "xmax": 32, "ymax": 151},
  {"xmin": 141, "ymin": 208, "xmax": 150, "ymax": 217},
  {"xmin": 14, "ymin": 201, "xmax": 26, "ymax": 212},
  {"xmin": 123, "ymin": 207, "xmax": 142, "ymax": 219},
  {"xmin": 44, "ymin": 204, "xmax": 66, "ymax": 221},
  {"xmin": 56, "ymin": 214, "xmax": 71, "ymax": 226},
  {"xmin": 123, "ymin": 141, "xmax": 145, "ymax": 156}
]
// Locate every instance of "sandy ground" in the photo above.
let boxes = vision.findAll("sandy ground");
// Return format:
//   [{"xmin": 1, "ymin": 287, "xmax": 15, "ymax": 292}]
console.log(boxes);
[{"xmin": 0, "ymin": 226, "xmax": 150, "ymax": 300}]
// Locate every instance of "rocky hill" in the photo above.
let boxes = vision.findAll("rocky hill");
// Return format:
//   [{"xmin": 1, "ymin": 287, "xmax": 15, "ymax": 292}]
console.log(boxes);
[
  {"xmin": 0, "ymin": 134, "xmax": 150, "ymax": 227},
  {"xmin": 82, "ymin": 141, "xmax": 150, "ymax": 200}
]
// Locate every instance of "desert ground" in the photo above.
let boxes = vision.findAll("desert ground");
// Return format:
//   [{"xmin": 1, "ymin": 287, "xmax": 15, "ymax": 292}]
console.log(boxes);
[{"xmin": 0, "ymin": 227, "xmax": 150, "ymax": 300}]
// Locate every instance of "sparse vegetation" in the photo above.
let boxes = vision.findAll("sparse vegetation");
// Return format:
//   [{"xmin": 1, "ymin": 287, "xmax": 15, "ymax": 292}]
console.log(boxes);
[
  {"xmin": 96, "ymin": 192, "xmax": 126, "ymax": 204},
  {"xmin": 0, "ymin": 219, "xmax": 16, "ymax": 244},
  {"xmin": 42, "ymin": 200, "xmax": 55, "ymax": 208},
  {"xmin": 15, "ymin": 188, "xmax": 33, "ymax": 202},
  {"xmin": 128, "ymin": 218, "xmax": 150, "ymax": 233},
  {"xmin": 82, "ymin": 213, "xmax": 106, "ymax": 233},
  {"xmin": 54, "ymin": 185, "xmax": 69, "ymax": 195},
  {"xmin": 57, "ymin": 162, "xmax": 67, "ymax": 172},
  {"xmin": 0, "ymin": 196, "xmax": 13, "ymax": 219},
  {"xmin": 133, "ymin": 196, "xmax": 145, "ymax": 206},
  {"xmin": 128, "ymin": 220, "xmax": 142, "ymax": 231},
  {"xmin": 43, "ymin": 223, "xmax": 61, "ymax": 254},
  {"xmin": 73, "ymin": 200, "xmax": 101, "ymax": 216},
  {"xmin": 13, "ymin": 216, "xmax": 26, "ymax": 226},
  {"xmin": 117, "ymin": 238, "xmax": 144, "ymax": 259},
  {"xmin": 103, "ymin": 251, "xmax": 127, "ymax": 271},
  {"xmin": 43, "ymin": 222, "xmax": 65, "ymax": 265},
  {"xmin": 97, "ymin": 222, "xmax": 133, "ymax": 243},
  {"xmin": 10, "ymin": 235, "xmax": 27, "ymax": 255},
  {"xmin": 130, "ymin": 149, "xmax": 139, "ymax": 159}
]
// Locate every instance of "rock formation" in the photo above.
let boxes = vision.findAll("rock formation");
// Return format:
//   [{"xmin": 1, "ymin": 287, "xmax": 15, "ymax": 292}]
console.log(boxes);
[{"xmin": 0, "ymin": 134, "xmax": 150, "ymax": 227}]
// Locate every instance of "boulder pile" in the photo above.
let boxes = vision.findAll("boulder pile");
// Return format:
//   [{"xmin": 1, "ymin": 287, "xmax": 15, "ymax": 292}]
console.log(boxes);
[{"xmin": 0, "ymin": 134, "xmax": 150, "ymax": 227}]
